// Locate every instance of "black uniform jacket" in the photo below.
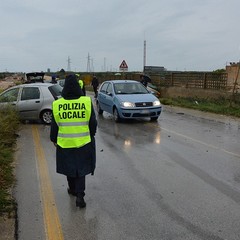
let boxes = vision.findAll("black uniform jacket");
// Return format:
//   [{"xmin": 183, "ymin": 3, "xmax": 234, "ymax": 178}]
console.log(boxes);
[
  {"xmin": 50, "ymin": 74, "xmax": 97, "ymax": 177},
  {"xmin": 50, "ymin": 102, "xmax": 97, "ymax": 177}
]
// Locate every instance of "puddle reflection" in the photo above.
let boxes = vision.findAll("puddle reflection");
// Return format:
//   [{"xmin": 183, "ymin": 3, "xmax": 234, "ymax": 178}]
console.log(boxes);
[{"xmin": 97, "ymin": 113, "xmax": 161, "ymax": 148}]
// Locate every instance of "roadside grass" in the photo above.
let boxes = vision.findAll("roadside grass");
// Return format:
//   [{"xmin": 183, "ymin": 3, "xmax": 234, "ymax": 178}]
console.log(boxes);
[
  {"xmin": 0, "ymin": 106, "xmax": 20, "ymax": 215},
  {"xmin": 160, "ymin": 97, "xmax": 240, "ymax": 118}
]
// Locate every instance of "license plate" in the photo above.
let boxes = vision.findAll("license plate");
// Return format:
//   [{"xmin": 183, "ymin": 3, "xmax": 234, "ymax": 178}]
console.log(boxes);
[{"xmin": 141, "ymin": 109, "xmax": 149, "ymax": 114}]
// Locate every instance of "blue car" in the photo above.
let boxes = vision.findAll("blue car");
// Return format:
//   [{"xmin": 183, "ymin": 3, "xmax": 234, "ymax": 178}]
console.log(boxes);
[{"xmin": 96, "ymin": 80, "xmax": 162, "ymax": 122}]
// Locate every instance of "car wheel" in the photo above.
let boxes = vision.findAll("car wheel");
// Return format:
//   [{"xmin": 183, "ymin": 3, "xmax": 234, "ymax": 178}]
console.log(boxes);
[
  {"xmin": 150, "ymin": 116, "xmax": 159, "ymax": 121},
  {"xmin": 113, "ymin": 108, "xmax": 121, "ymax": 122},
  {"xmin": 40, "ymin": 110, "xmax": 52, "ymax": 124},
  {"xmin": 97, "ymin": 102, "xmax": 103, "ymax": 114}
]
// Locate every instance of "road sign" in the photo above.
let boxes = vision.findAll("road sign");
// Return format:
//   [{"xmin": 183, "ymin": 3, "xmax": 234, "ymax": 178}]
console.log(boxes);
[{"xmin": 119, "ymin": 60, "xmax": 128, "ymax": 71}]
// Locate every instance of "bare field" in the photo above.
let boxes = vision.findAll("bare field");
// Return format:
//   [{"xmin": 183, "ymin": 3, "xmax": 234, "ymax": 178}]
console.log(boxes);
[{"xmin": 0, "ymin": 75, "xmax": 23, "ymax": 91}]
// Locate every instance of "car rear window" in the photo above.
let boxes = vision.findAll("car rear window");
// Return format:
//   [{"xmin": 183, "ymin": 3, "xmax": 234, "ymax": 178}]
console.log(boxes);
[{"xmin": 48, "ymin": 84, "xmax": 62, "ymax": 99}]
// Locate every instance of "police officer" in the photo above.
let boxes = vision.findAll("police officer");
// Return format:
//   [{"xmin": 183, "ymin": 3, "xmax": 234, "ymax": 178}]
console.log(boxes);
[
  {"xmin": 51, "ymin": 75, "xmax": 57, "ymax": 84},
  {"xmin": 140, "ymin": 74, "xmax": 151, "ymax": 87},
  {"xmin": 91, "ymin": 75, "xmax": 99, "ymax": 98},
  {"xmin": 76, "ymin": 73, "xmax": 86, "ymax": 96},
  {"xmin": 50, "ymin": 74, "xmax": 97, "ymax": 208}
]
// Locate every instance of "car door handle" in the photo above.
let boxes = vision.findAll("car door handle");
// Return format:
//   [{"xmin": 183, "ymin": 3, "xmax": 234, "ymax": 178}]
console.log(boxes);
[{"xmin": 35, "ymin": 100, "xmax": 40, "ymax": 103}]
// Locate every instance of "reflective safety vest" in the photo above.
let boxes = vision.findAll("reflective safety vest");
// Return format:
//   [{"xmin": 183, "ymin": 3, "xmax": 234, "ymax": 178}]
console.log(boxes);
[
  {"xmin": 78, "ymin": 79, "xmax": 84, "ymax": 89},
  {"xmin": 52, "ymin": 96, "xmax": 92, "ymax": 148}
]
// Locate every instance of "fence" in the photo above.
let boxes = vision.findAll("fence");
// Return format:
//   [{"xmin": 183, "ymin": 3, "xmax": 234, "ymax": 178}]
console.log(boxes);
[
  {"xmin": 151, "ymin": 72, "xmax": 228, "ymax": 90},
  {"xmin": 93, "ymin": 71, "xmax": 228, "ymax": 91}
]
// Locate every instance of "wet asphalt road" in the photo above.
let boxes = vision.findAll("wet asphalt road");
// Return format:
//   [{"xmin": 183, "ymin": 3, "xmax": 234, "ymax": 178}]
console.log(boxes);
[{"xmin": 14, "ymin": 97, "xmax": 240, "ymax": 240}]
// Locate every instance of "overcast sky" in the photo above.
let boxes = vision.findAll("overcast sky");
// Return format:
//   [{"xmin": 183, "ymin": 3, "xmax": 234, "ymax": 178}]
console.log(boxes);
[{"xmin": 1, "ymin": 0, "xmax": 240, "ymax": 73}]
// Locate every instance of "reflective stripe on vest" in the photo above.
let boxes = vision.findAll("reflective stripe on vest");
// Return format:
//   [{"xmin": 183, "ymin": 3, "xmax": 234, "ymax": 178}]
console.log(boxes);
[
  {"xmin": 52, "ymin": 96, "xmax": 92, "ymax": 148},
  {"xmin": 58, "ymin": 132, "xmax": 90, "ymax": 138},
  {"xmin": 58, "ymin": 122, "xmax": 88, "ymax": 126}
]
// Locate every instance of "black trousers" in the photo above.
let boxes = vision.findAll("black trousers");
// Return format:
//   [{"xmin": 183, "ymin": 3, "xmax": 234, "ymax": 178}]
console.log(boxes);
[
  {"xmin": 67, "ymin": 175, "xmax": 85, "ymax": 197},
  {"xmin": 93, "ymin": 87, "xmax": 98, "ymax": 96}
]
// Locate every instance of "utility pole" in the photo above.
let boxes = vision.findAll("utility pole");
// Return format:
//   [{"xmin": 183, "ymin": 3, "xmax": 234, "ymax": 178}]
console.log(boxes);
[
  {"xmin": 104, "ymin": 57, "xmax": 106, "ymax": 72},
  {"xmin": 86, "ymin": 53, "xmax": 91, "ymax": 72},
  {"xmin": 143, "ymin": 39, "xmax": 146, "ymax": 73},
  {"xmin": 67, "ymin": 56, "xmax": 71, "ymax": 72},
  {"xmin": 91, "ymin": 58, "xmax": 94, "ymax": 73}
]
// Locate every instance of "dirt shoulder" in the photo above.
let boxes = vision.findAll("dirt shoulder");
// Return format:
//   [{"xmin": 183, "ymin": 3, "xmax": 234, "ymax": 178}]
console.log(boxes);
[{"xmin": 0, "ymin": 75, "xmax": 24, "ymax": 91}]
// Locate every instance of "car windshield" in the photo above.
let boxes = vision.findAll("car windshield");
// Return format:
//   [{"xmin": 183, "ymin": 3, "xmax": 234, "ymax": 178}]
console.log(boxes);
[
  {"xmin": 0, "ymin": 88, "xmax": 19, "ymax": 102},
  {"xmin": 49, "ymin": 84, "xmax": 62, "ymax": 99},
  {"xmin": 113, "ymin": 82, "xmax": 149, "ymax": 95}
]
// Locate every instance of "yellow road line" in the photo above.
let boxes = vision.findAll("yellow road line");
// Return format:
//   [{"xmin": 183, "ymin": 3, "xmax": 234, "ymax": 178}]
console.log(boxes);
[
  {"xmin": 32, "ymin": 125, "xmax": 64, "ymax": 240},
  {"xmin": 161, "ymin": 127, "xmax": 240, "ymax": 158}
]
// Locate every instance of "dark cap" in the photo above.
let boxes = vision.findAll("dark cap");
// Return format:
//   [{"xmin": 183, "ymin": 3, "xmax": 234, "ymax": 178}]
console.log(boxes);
[{"xmin": 61, "ymin": 74, "xmax": 83, "ymax": 99}]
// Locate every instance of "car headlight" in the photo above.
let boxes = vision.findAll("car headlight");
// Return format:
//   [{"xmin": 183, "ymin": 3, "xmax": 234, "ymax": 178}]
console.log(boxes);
[
  {"xmin": 153, "ymin": 100, "xmax": 161, "ymax": 106},
  {"xmin": 121, "ymin": 101, "xmax": 135, "ymax": 107}
]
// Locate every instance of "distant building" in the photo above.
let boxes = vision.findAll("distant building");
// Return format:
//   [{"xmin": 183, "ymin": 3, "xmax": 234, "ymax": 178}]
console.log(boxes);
[{"xmin": 144, "ymin": 66, "xmax": 166, "ymax": 74}]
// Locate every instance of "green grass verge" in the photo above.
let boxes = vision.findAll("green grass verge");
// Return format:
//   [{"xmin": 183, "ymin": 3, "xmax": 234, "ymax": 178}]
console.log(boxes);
[
  {"xmin": 160, "ymin": 97, "xmax": 240, "ymax": 118},
  {"xmin": 0, "ymin": 106, "xmax": 20, "ymax": 215}
]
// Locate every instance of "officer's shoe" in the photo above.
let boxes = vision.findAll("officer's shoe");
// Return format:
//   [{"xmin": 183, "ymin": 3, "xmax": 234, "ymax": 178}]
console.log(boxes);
[
  {"xmin": 76, "ymin": 196, "xmax": 86, "ymax": 208},
  {"xmin": 67, "ymin": 188, "xmax": 77, "ymax": 196}
]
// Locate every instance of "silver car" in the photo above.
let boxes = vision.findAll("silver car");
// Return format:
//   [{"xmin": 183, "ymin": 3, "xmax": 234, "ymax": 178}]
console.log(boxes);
[{"xmin": 0, "ymin": 83, "xmax": 62, "ymax": 124}]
